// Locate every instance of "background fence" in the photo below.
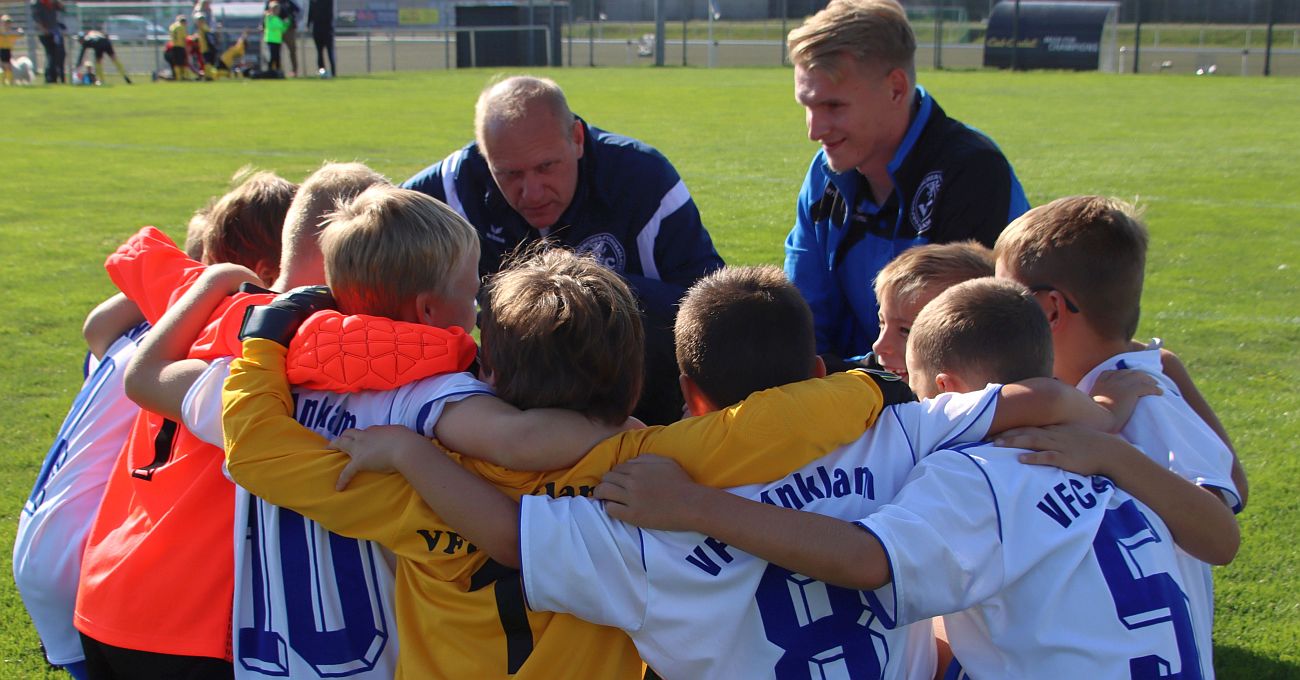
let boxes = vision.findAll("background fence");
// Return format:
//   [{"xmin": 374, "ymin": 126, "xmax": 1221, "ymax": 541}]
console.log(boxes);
[{"xmin": 6, "ymin": 0, "xmax": 1299, "ymax": 77}]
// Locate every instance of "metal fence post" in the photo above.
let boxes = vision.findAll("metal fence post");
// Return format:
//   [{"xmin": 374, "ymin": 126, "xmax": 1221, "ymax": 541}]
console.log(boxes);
[
  {"xmin": 390, "ymin": 31, "xmax": 396, "ymax": 71},
  {"xmin": 365, "ymin": 30, "xmax": 372, "ymax": 73}
]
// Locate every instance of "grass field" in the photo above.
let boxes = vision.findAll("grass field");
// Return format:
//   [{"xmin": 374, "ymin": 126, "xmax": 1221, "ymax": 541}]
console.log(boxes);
[{"xmin": 2, "ymin": 68, "xmax": 1298, "ymax": 677}]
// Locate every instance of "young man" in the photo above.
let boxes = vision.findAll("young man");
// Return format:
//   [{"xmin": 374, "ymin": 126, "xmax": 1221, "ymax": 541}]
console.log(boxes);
[
  {"xmin": 329, "ymin": 268, "xmax": 1141, "ymax": 679},
  {"xmin": 74, "ymin": 30, "xmax": 131, "ymax": 84},
  {"xmin": 404, "ymin": 75, "xmax": 724, "ymax": 425},
  {"xmin": 993, "ymin": 194, "xmax": 1245, "ymax": 671},
  {"xmin": 783, "ymin": 0, "xmax": 1028, "ymax": 366},
  {"xmin": 594, "ymin": 278, "xmax": 1223, "ymax": 677}
]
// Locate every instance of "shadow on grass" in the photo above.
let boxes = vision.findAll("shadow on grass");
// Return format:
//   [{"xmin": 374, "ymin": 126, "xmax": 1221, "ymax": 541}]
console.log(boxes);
[{"xmin": 1216, "ymin": 644, "xmax": 1300, "ymax": 678}]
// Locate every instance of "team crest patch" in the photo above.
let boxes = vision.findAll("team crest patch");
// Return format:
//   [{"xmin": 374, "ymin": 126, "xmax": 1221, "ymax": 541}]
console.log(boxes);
[
  {"xmin": 575, "ymin": 233, "xmax": 627, "ymax": 272},
  {"xmin": 910, "ymin": 171, "xmax": 944, "ymax": 235}
]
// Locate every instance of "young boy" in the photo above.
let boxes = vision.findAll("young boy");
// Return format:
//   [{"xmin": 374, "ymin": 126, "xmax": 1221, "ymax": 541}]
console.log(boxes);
[
  {"xmin": 71, "ymin": 170, "xmax": 296, "ymax": 679},
  {"xmin": 993, "ymin": 196, "xmax": 1243, "ymax": 669},
  {"xmin": 15, "ymin": 173, "xmax": 290, "ymax": 680},
  {"xmin": 587, "ymin": 277, "xmax": 1222, "ymax": 677},
  {"xmin": 870, "ymin": 241, "xmax": 993, "ymax": 380},
  {"xmin": 326, "ymin": 266, "xmax": 1147, "ymax": 679},
  {"xmin": 219, "ymin": 253, "xmax": 910, "ymax": 677},
  {"xmin": 167, "ymin": 14, "xmax": 188, "ymax": 80}
]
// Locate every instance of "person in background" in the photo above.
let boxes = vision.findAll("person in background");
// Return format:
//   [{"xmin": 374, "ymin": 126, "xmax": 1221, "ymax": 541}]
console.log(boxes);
[
  {"xmin": 307, "ymin": 0, "xmax": 334, "ymax": 76},
  {"xmin": 31, "ymin": 0, "xmax": 65, "ymax": 83}
]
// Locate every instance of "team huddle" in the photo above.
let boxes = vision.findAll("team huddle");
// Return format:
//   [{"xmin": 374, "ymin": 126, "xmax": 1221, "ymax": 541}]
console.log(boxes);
[{"xmin": 13, "ymin": 1, "xmax": 1246, "ymax": 679}]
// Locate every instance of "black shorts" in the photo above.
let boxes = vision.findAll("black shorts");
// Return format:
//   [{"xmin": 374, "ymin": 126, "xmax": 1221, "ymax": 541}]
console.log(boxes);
[
  {"xmin": 0, "ymin": 49, "xmax": 10, "ymax": 63},
  {"xmin": 86, "ymin": 37, "xmax": 114, "ymax": 58},
  {"xmin": 168, "ymin": 45, "xmax": 187, "ymax": 66},
  {"xmin": 80, "ymin": 633, "xmax": 233, "ymax": 680}
]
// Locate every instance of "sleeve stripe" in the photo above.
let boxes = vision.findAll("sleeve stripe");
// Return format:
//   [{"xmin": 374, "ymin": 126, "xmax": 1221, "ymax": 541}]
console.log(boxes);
[
  {"xmin": 635, "ymin": 179, "xmax": 692, "ymax": 281},
  {"xmin": 440, "ymin": 149, "xmax": 468, "ymax": 219}
]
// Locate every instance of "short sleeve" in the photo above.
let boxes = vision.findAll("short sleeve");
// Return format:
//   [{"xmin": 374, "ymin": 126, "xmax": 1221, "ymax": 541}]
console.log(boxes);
[
  {"xmin": 182, "ymin": 358, "xmax": 233, "ymax": 448},
  {"xmin": 1125, "ymin": 400, "xmax": 1242, "ymax": 513},
  {"xmin": 890, "ymin": 383, "xmax": 1001, "ymax": 461},
  {"xmin": 859, "ymin": 450, "xmax": 1006, "ymax": 626},
  {"xmin": 519, "ymin": 495, "xmax": 649, "ymax": 632}
]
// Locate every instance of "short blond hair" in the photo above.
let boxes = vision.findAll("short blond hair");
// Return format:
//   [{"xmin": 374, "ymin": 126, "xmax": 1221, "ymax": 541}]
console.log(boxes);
[
  {"xmin": 909, "ymin": 277, "xmax": 1053, "ymax": 387},
  {"xmin": 479, "ymin": 247, "xmax": 643, "ymax": 425},
  {"xmin": 279, "ymin": 161, "xmax": 390, "ymax": 278},
  {"xmin": 474, "ymin": 75, "xmax": 574, "ymax": 151},
  {"xmin": 788, "ymin": 0, "xmax": 916, "ymax": 81},
  {"xmin": 320, "ymin": 186, "xmax": 479, "ymax": 318},
  {"xmin": 875, "ymin": 241, "xmax": 994, "ymax": 307},
  {"xmin": 184, "ymin": 207, "xmax": 211, "ymax": 262},
  {"xmin": 994, "ymin": 196, "xmax": 1148, "ymax": 341}
]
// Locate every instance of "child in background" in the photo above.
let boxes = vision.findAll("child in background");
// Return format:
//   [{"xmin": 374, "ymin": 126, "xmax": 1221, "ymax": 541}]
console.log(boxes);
[
  {"xmin": 167, "ymin": 14, "xmax": 188, "ymax": 80},
  {"xmin": 0, "ymin": 15, "xmax": 20, "ymax": 86},
  {"xmin": 263, "ymin": 3, "xmax": 286, "ymax": 75}
]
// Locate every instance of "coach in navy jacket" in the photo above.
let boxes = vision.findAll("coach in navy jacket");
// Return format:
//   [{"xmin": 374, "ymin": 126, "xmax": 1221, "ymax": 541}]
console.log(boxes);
[
  {"xmin": 784, "ymin": 0, "xmax": 1029, "ymax": 364},
  {"xmin": 404, "ymin": 75, "xmax": 723, "ymax": 424}
]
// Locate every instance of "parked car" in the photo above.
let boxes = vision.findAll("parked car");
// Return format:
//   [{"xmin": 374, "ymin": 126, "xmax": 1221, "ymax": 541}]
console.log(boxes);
[{"xmin": 104, "ymin": 15, "xmax": 169, "ymax": 43}]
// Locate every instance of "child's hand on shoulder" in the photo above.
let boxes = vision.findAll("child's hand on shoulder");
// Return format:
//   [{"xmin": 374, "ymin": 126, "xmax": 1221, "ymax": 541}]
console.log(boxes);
[
  {"xmin": 1090, "ymin": 368, "xmax": 1161, "ymax": 431},
  {"xmin": 331, "ymin": 425, "xmax": 433, "ymax": 491},
  {"xmin": 595, "ymin": 454, "xmax": 704, "ymax": 531},
  {"xmin": 1000, "ymin": 424, "xmax": 1138, "ymax": 478}
]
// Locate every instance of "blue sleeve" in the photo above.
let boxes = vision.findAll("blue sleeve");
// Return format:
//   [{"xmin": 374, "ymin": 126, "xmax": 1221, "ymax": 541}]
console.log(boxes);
[
  {"xmin": 784, "ymin": 159, "xmax": 844, "ymax": 355},
  {"xmin": 623, "ymin": 191, "xmax": 723, "ymax": 321},
  {"xmin": 401, "ymin": 159, "xmax": 449, "ymax": 203}
]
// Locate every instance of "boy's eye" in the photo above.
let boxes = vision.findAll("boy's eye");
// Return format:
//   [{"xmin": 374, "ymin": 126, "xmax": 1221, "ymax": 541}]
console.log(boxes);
[{"xmin": 899, "ymin": 326, "xmax": 910, "ymax": 336}]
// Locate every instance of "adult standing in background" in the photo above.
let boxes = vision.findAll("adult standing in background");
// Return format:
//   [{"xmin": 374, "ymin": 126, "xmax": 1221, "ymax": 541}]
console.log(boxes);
[
  {"xmin": 31, "ymin": 0, "xmax": 64, "ymax": 83},
  {"xmin": 404, "ymin": 75, "xmax": 724, "ymax": 425},
  {"xmin": 784, "ymin": 0, "xmax": 1029, "ymax": 369},
  {"xmin": 307, "ymin": 0, "xmax": 334, "ymax": 76}
]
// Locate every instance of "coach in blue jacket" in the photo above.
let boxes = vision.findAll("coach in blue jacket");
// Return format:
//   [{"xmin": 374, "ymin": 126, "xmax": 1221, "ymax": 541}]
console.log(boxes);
[
  {"xmin": 404, "ymin": 75, "xmax": 724, "ymax": 424},
  {"xmin": 784, "ymin": 0, "xmax": 1029, "ymax": 366}
]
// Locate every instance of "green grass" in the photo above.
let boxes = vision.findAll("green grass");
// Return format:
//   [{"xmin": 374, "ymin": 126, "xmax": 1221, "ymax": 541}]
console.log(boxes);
[{"xmin": 2, "ymin": 68, "xmax": 1298, "ymax": 677}]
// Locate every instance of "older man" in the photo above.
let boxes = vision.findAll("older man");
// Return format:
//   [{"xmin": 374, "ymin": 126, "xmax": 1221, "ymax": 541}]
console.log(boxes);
[
  {"xmin": 784, "ymin": 0, "xmax": 1029, "ymax": 368},
  {"xmin": 404, "ymin": 75, "xmax": 723, "ymax": 424}
]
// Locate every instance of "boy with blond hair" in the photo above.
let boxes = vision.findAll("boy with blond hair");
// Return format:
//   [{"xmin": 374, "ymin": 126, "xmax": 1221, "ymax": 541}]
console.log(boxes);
[
  {"xmin": 869, "ymin": 241, "xmax": 993, "ymax": 379},
  {"xmin": 128, "ymin": 186, "xmax": 648, "ymax": 678}
]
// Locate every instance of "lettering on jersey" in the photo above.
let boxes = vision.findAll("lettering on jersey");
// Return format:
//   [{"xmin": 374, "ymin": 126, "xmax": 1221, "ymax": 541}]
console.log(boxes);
[
  {"xmin": 757, "ymin": 465, "xmax": 872, "ymax": 510},
  {"xmin": 534, "ymin": 481, "xmax": 595, "ymax": 499},
  {"xmin": 574, "ymin": 233, "xmax": 627, "ymax": 273},
  {"xmin": 1036, "ymin": 477, "xmax": 1100, "ymax": 528},
  {"xmin": 295, "ymin": 396, "xmax": 358, "ymax": 438},
  {"xmin": 684, "ymin": 537, "xmax": 735, "ymax": 576},
  {"xmin": 417, "ymin": 529, "xmax": 479, "ymax": 555}
]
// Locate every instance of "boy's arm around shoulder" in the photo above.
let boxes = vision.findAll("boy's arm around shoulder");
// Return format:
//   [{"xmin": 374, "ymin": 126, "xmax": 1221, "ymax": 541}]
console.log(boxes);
[
  {"xmin": 223, "ymin": 338, "xmax": 456, "ymax": 557},
  {"xmin": 124, "ymin": 263, "xmax": 258, "ymax": 421},
  {"xmin": 627, "ymin": 370, "xmax": 887, "ymax": 487},
  {"xmin": 434, "ymin": 395, "xmax": 630, "ymax": 471},
  {"xmin": 991, "ymin": 375, "xmax": 1154, "ymax": 435},
  {"xmin": 1005, "ymin": 425, "xmax": 1239, "ymax": 565}
]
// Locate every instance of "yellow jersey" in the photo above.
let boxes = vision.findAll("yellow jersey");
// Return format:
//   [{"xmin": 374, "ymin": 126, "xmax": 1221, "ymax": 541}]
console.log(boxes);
[{"xmin": 223, "ymin": 338, "xmax": 884, "ymax": 678}]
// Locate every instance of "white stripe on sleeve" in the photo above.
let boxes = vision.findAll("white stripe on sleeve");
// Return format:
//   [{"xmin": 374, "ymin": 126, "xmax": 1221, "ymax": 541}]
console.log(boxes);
[{"xmin": 635, "ymin": 180, "xmax": 692, "ymax": 281}]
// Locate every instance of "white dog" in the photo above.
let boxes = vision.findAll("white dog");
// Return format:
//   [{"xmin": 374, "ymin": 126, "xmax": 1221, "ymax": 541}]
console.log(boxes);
[{"xmin": 11, "ymin": 55, "xmax": 34, "ymax": 84}]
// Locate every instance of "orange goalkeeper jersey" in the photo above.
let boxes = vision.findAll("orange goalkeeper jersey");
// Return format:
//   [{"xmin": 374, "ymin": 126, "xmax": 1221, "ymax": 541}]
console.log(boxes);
[{"xmin": 222, "ymin": 337, "xmax": 886, "ymax": 678}]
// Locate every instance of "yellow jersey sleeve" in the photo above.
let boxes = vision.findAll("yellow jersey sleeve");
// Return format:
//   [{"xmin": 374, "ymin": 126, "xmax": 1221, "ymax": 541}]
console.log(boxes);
[
  {"xmin": 223, "ymin": 339, "xmax": 463, "ymax": 565},
  {"xmin": 614, "ymin": 369, "xmax": 885, "ymax": 485}
]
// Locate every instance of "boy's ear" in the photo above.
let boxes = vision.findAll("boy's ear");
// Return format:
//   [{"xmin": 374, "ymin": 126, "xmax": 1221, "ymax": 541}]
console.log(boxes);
[
  {"xmin": 410, "ymin": 290, "xmax": 438, "ymax": 325},
  {"xmin": 812, "ymin": 355, "xmax": 827, "ymax": 379},
  {"xmin": 934, "ymin": 372, "xmax": 966, "ymax": 395},
  {"xmin": 252, "ymin": 259, "xmax": 279, "ymax": 288},
  {"xmin": 679, "ymin": 374, "xmax": 717, "ymax": 417}
]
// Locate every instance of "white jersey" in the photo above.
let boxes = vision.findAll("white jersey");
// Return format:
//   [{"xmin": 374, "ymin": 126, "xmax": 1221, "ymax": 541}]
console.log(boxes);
[
  {"xmin": 184, "ymin": 360, "xmax": 492, "ymax": 679},
  {"xmin": 13, "ymin": 324, "xmax": 148, "ymax": 666},
  {"xmin": 521, "ymin": 384, "xmax": 1002, "ymax": 680},
  {"xmin": 862, "ymin": 442, "xmax": 1210, "ymax": 678},
  {"xmin": 1078, "ymin": 347, "xmax": 1237, "ymax": 673}
]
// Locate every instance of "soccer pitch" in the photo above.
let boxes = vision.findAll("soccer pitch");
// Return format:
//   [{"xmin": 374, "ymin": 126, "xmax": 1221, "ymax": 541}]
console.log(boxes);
[{"xmin": 1, "ymin": 68, "xmax": 1297, "ymax": 677}]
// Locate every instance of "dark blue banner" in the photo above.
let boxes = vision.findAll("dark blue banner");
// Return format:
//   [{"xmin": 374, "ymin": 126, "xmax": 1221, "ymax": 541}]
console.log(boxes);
[{"xmin": 984, "ymin": 1, "xmax": 1117, "ymax": 71}]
